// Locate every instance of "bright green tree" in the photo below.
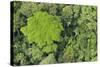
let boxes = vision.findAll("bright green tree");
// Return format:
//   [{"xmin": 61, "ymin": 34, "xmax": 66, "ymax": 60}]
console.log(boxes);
[{"xmin": 21, "ymin": 12, "xmax": 63, "ymax": 53}]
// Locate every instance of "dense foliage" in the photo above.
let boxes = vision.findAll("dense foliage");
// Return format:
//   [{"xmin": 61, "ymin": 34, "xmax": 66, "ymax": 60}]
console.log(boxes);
[
  {"xmin": 12, "ymin": 1, "xmax": 97, "ymax": 66},
  {"xmin": 21, "ymin": 12, "xmax": 63, "ymax": 51}
]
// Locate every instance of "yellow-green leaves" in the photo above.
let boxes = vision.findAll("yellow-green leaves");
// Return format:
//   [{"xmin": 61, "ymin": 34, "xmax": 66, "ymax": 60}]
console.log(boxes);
[
  {"xmin": 21, "ymin": 12, "xmax": 63, "ymax": 52},
  {"xmin": 42, "ymin": 44, "xmax": 57, "ymax": 53}
]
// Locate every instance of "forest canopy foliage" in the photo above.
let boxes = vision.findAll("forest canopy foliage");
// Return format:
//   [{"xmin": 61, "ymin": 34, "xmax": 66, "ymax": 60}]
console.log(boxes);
[{"xmin": 11, "ymin": 1, "xmax": 97, "ymax": 66}]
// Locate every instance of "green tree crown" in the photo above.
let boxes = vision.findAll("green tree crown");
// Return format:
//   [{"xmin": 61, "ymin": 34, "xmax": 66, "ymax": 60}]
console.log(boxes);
[{"xmin": 21, "ymin": 12, "xmax": 63, "ymax": 53}]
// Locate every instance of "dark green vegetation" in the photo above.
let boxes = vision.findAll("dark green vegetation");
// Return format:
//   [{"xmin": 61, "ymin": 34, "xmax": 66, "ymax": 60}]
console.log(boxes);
[{"xmin": 11, "ymin": 1, "xmax": 97, "ymax": 66}]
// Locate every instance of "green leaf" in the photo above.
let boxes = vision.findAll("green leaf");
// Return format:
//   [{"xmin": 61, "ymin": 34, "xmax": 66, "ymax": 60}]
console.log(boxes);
[{"xmin": 42, "ymin": 44, "xmax": 57, "ymax": 53}]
